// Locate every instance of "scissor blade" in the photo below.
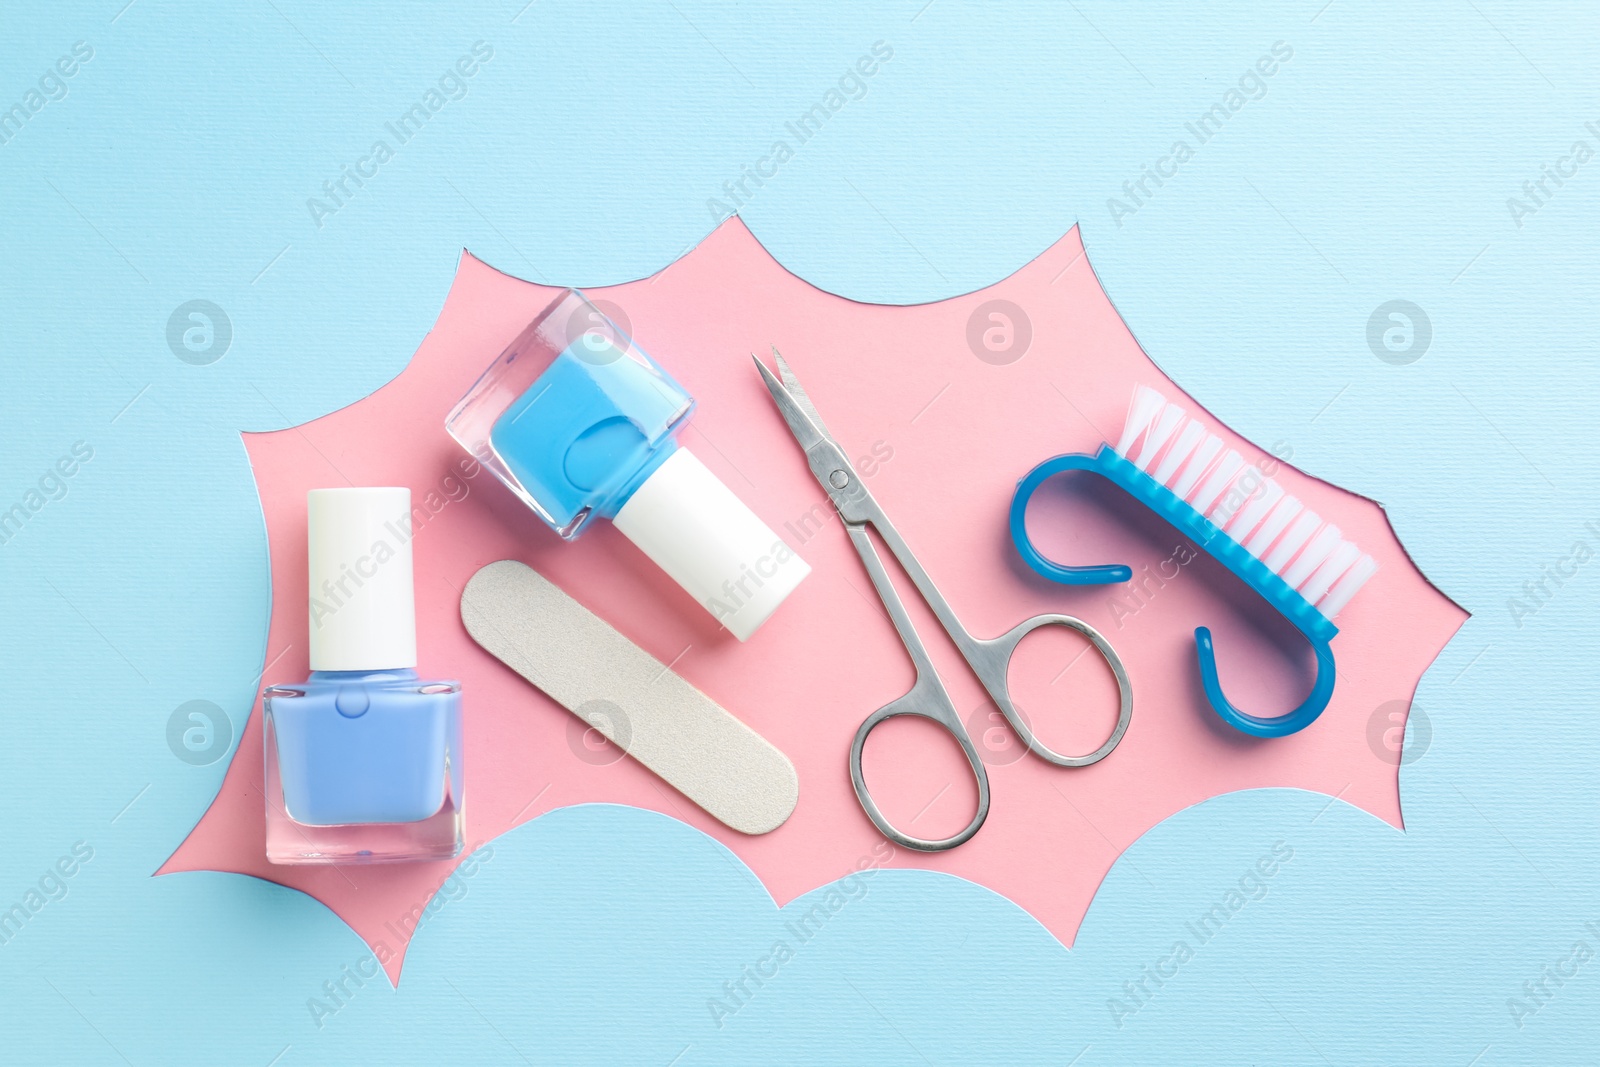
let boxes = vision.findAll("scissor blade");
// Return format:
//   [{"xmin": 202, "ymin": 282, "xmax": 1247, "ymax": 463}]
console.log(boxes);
[
  {"xmin": 771, "ymin": 347, "xmax": 842, "ymax": 446},
  {"xmin": 752, "ymin": 352, "xmax": 826, "ymax": 454}
]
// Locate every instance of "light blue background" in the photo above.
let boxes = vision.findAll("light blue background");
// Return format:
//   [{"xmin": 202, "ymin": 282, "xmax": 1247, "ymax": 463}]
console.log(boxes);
[{"xmin": 1, "ymin": 1, "xmax": 1595, "ymax": 1062}]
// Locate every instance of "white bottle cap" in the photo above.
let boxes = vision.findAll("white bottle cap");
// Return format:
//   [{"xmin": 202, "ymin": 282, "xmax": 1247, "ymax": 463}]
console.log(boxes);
[
  {"xmin": 612, "ymin": 448, "xmax": 810, "ymax": 640},
  {"xmin": 307, "ymin": 487, "xmax": 418, "ymax": 670}
]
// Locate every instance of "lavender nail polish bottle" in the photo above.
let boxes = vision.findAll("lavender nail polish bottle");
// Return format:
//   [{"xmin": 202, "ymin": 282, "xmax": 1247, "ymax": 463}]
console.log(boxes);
[{"xmin": 263, "ymin": 488, "xmax": 464, "ymax": 864}]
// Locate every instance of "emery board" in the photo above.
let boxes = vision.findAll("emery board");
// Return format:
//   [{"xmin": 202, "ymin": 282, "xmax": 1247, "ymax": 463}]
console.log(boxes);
[{"xmin": 460, "ymin": 559, "xmax": 799, "ymax": 835}]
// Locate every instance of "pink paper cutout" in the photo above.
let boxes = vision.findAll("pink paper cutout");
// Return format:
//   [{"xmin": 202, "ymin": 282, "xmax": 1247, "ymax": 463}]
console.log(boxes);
[{"xmin": 159, "ymin": 219, "xmax": 1465, "ymax": 982}]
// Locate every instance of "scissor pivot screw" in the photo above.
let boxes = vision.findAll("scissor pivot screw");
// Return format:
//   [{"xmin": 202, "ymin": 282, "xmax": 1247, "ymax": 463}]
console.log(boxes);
[{"xmin": 829, "ymin": 469, "xmax": 850, "ymax": 488}]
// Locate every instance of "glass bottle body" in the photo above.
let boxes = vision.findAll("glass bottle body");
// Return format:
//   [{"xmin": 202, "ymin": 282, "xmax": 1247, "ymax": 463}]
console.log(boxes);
[{"xmin": 263, "ymin": 669, "xmax": 463, "ymax": 864}]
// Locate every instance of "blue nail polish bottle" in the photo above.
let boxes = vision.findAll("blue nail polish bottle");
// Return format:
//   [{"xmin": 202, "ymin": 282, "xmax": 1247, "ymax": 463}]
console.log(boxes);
[
  {"xmin": 447, "ymin": 289, "xmax": 809, "ymax": 639},
  {"xmin": 263, "ymin": 488, "xmax": 464, "ymax": 864}
]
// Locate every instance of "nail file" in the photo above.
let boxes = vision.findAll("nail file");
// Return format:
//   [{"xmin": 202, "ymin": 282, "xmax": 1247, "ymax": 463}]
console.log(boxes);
[{"xmin": 459, "ymin": 560, "xmax": 798, "ymax": 835}]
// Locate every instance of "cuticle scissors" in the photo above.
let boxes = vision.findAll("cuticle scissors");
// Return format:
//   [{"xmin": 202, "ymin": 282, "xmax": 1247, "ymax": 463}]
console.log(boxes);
[{"xmin": 754, "ymin": 349, "xmax": 1133, "ymax": 851}]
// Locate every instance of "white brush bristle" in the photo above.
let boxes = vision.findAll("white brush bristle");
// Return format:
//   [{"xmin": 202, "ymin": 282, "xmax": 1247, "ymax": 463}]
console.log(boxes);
[
  {"xmin": 1301, "ymin": 541, "xmax": 1362, "ymax": 605},
  {"xmin": 1192, "ymin": 449, "xmax": 1245, "ymax": 516},
  {"xmin": 1133, "ymin": 404, "xmax": 1186, "ymax": 471},
  {"xmin": 1152, "ymin": 422, "xmax": 1205, "ymax": 484},
  {"xmin": 1172, "ymin": 436, "xmax": 1222, "ymax": 499},
  {"xmin": 1263, "ymin": 508, "xmax": 1321, "ymax": 572},
  {"xmin": 1281, "ymin": 523, "xmax": 1341, "ymax": 588},
  {"xmin": 1113, "ymin": 385, "xmax": 1378, "ymax": 620},
  {"xmin": 1316, "ymin": 553, "xmax": 1377, "ymax": 617},
  {"xmin": 1226, "ymin": 478, "xmax": 1283, "ymax": 539},
  {"xmin": 1116, "ymin": 386, "xmax": 1167, "ymax": 457},
  {"xmin": 1245, "ymin": 495, "xmax": 1302, "ymax": 557}
]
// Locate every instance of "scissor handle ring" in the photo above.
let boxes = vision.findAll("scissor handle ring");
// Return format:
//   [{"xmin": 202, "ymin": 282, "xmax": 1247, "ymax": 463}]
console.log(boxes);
[
  {"xmin": 978, "ymin": 614, "xmax": 1133, "ymax": 768},
  {"xmin": 848, "ymin": 699, "xmax": 992, "ymax": 853}
]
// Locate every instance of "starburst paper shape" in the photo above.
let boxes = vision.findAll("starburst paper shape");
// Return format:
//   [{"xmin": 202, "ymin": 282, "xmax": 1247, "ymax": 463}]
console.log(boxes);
[{"xmin": 160, "ymin": 220, "xmax": 1465, "ymax": 982}]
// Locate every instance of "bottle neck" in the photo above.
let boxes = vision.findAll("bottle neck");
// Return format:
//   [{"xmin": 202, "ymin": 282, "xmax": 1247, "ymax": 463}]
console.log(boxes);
[
  {"xmin": 606, "ymin": 436, "xmax": 679, "ymax": 517},
  {"xmin": 307, "ymin": 668, "xmax": 419, "ymax": 684}
]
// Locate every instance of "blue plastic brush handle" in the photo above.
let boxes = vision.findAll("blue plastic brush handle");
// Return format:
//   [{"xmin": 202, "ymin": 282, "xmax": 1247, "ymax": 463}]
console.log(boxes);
[
  {"xmin": 1009, "ymin": 453, "xmax": 1133, "ymax": 585},
  {"xmin": 1194, "ymin": 626, "xmax": 1336, "ymax": 737},
  {"xmin": 1009, "ymin": 446, "xmax": 1339, "ymax": 738}
]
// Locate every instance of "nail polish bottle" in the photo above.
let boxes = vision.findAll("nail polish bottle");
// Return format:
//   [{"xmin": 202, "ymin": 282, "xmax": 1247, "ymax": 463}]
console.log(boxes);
[
  {"xmin": 263, "ymin": 487, "xmax": 464, "ymax": 864},
  {"xmin": 446, "ymin": 288, "xmax": 809, "ymax": 640}
]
